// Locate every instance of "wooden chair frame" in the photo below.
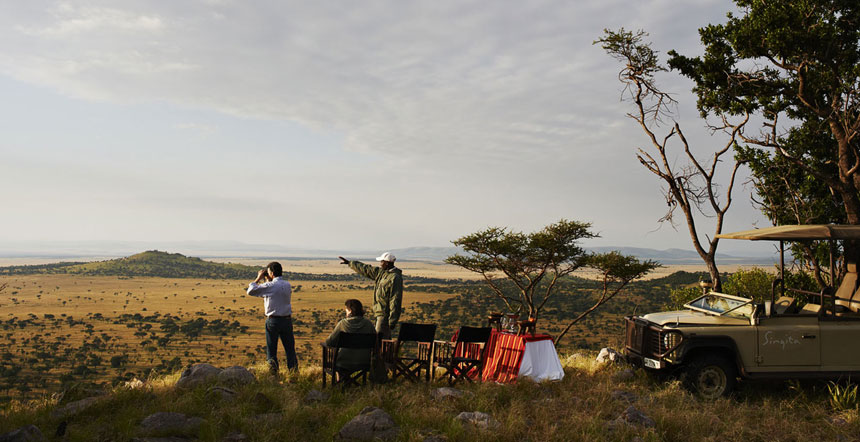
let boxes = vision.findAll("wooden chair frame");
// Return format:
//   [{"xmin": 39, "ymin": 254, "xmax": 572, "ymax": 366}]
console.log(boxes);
[
  {"xmin": 432, "ymin": 326, "xmax": 492, "ymax": 385},
  {"xmin": 321, "ymin": 332, "xmax": 377, "ymax": 389},
  {"xmin": 381, "ymin": 323, "xmax": 437, "ymax": 382}
]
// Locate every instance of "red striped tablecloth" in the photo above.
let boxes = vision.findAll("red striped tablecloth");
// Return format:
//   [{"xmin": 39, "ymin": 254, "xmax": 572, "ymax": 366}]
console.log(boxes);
[{"xmin": 481, "ymin": 329, "xmax": 559, "ymax": 383}]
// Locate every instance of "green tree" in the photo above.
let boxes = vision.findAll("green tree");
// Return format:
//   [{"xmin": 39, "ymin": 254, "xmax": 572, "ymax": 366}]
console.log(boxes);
[
  {"xmin": 446, "ymin": 219, "xmax": 657, "ymax": 335},
  {"xmin": 667, "ymin": 0, "xmax": 860, "ymax": 270},
  {"xmin": 445, "ymin": 219, "xmax": 596, "ymax": 321}
]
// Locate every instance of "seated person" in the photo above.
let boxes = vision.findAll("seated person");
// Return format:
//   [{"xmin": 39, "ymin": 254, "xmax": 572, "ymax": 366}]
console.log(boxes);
[{"xmin": 325, "ymin": 299, "xmax": 376, "ymax": 371}]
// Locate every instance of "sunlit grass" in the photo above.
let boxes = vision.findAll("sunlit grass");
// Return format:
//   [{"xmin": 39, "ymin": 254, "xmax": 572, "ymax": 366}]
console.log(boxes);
[{"xmin": 1, "ymin": 352, "xmax": 859, "ymax": 441}]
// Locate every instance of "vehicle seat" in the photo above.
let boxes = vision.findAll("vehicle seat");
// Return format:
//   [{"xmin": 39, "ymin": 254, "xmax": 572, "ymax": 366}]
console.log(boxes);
[
  {"xmin": 774, "ymin": 296, "xmax": 798, "ymax": 315},
  {"xmin": 834, "ymin": 263, "xmax": 859, "ymax": 313},
  {"xmin": 800, "ymin": 303, "xmax": 821, "ymax": 314}
]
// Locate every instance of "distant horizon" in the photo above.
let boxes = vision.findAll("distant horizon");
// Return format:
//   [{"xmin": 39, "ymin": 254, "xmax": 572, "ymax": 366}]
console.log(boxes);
[{"xmin": 0, "ymin": 239, "xmax": 780, "ymax": 266}]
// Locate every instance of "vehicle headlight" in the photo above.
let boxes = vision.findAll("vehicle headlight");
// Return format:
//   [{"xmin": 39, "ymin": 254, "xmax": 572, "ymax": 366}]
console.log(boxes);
[{"xmin": 662, "ymin": 331, "xmax": 681, "ymax": 352}]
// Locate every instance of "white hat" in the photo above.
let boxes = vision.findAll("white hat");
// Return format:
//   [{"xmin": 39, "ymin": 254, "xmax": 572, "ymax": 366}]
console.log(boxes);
[{"xmin": 375, "ymin": 252, "xmax": 396, "ymax": 262}]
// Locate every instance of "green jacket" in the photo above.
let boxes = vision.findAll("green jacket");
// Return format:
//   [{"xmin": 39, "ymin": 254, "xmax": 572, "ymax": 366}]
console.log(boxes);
[
  {"xmin": 348, "ymin": 260, "xmax": 403, "ymax": 330},
  {"xmin": 325, "ymin": 316, "xmax": 376, "ymax": 370}
]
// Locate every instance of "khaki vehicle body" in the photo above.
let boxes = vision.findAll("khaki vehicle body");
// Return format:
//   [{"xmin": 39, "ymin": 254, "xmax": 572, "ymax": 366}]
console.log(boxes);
[{"xmin": 625, "ymin": 225, "xmax": 860, "ymax": 398}]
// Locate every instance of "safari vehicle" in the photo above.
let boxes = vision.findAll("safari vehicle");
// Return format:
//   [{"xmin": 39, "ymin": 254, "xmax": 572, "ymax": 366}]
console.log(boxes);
[{"xmin": 624, "ymin": 225, "xmax": 860, "ymax": 399}]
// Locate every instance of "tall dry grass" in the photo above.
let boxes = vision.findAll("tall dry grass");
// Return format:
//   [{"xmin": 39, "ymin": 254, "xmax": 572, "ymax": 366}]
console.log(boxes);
[{"xmin": 1, "ymin": 355, "xmax": 858, "ymax": 441}]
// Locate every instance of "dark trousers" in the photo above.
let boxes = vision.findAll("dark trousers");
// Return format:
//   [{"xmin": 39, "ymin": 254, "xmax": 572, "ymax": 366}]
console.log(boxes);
[
  {"xmin": 265, "ymin": 316, "xmax": 298, "ymax": 371},
  {"xmin": 375, "ymin": 316, "xmax": 391, "ymax": 339}
]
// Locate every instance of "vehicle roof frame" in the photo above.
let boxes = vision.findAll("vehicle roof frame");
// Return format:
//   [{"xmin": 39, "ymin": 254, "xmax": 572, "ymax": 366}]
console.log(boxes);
[{"xmin": 715, "ymin": 224, "xmax": 853, "ymax": 317}]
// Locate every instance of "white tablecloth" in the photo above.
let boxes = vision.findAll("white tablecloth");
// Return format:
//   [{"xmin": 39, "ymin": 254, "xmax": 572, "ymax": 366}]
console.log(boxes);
[{"xmin": 518, "ymin": 339, "xmax": 565, "ymax": 381}]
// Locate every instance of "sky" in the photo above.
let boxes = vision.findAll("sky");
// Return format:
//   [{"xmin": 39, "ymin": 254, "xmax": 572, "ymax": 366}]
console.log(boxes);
[{"xmin": 0, "ymin": 0, "xmax": 774, "ymax": 256}]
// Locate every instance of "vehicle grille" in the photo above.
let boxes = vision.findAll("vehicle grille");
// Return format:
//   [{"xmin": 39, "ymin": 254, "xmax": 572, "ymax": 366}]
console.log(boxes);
[
  {"xmin": 625, "ymin": 317, "xmax": 667, "ymax": 358},
  {"xmin": 625, "ymin": 317, "xmax": 645, "ymax": 353},
  {"xmin": 649, "ymin": 328, "xmax": 662, "ymax": 354}
]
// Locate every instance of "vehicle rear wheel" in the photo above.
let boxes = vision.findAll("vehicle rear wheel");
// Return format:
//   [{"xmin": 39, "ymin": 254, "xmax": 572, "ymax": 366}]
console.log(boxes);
[{"xmin": 681, "ymin": 354, "xmax": 736, "ymax": 400}]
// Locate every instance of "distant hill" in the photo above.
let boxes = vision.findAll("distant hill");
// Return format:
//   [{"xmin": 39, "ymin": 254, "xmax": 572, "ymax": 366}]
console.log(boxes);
[
  {"xmin": 0, "ymin": 251, "xmax": 361, "ymax": 280},
  {"xmin": 390, "ymin": 246, "xmax": 775, "ymax": 264},
  {"xmin": 66, "ymin": 250, "xmax": 258, "ymax": 278},
  {"xmin": 0, "ymin": 240, "xmax": 775, "ymax": 264}
]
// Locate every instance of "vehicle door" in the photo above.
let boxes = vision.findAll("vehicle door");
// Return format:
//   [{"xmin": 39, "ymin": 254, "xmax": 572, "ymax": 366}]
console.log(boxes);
[
  {"xmin": 819, "ymin": 316, "xmax": 860, "ymax": 370},
  {"xmin": 756, "ymin": 315, "xmax": 820, "ymax": 367}
]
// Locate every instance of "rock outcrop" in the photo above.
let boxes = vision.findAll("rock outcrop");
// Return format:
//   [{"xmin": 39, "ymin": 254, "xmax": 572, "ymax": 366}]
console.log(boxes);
[
  {"xmin": 0, "ymin": 425, "xmax": 45, "ymax": 442},
  {"xmin": 217, "ymin": 366, "xmax": 255, "ymax": 386},
  {"xmin": 138, "ymin": 412, "xmax": 205, "ymax": 438},
  {"xmin": 175, "ymin": 363, "xmax": 222, "ymax": 389},
  {"xmin": 596, "ymin": 347, "xmax": 623, "ymax": 364},
  {"xmin": 336, "ymin": 407, "xmax": 399, "ymax": 441},
  {"xmin": 455, "ymin": 411, "xmax": 501, "ymax": 431}
]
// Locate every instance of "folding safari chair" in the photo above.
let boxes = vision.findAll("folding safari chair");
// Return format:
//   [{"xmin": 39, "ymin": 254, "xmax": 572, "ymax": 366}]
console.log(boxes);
[
  {"xmin": 381, "ymin": 323, "xmax": 437, "ymax": 382},
  {"xmin": 321, "ymin": 332, "xmax": 377, "ymax": 389},
  {"xmin": 432, "ymin": 326, "xmax": 492, "ymax": 385}
]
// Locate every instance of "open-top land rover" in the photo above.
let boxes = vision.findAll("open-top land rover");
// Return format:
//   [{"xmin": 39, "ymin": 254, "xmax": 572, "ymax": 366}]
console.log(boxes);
[{"xmin": 625, "ymin": 225, "xmax": 860, "ymax": 399}]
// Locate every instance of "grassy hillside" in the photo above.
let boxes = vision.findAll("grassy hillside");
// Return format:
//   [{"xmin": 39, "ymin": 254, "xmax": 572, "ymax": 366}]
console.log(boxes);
[
  {"xmin": 0, "ymin": 251, "xmax": 366, "ymax": 281},
  {"xmin": 1, "ymin": 357, "xmax": 857, "ymax": 441},
  {"xmin": 68, "ymin": 251, "xmax": 256, "ymax": 279}
]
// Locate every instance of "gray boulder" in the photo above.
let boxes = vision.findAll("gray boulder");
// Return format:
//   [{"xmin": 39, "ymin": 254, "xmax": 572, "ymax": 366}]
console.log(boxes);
[
  {"xmin": 0, "ymin": 425, "xmax": 45, "ymax": 442},
  {"xmin": 828, "ymin": 416, "xmax": 849, "ymax": 427},
  {"xmin": 455, "ymin": 411, "xmax": 501, "ymax": 431},
  {"xmin": 304, "ymin": 389, "xmax": 330, "ymax": 403},
  {"xmin": 130, "ymin": 438, "xmax": 189, "ymax": 442},
  {"xmin": 610, "ymin": 390, "xmax": 638, "ymax": 403},
  {"xmin": 138, "ymin": 412, "xmax": 205, "ymax": 437},
  {"xmin": 612, "ymin": 405, "xmax": 656, "ymax": 428},
  {"xmin": 221, "ymin": 432, "xmax": 249, "ymax": 442},
  {"xmin": 431, "ymin": 387, "xmax": 470, "ymax": 401},
  {"xmin": 250, "ymin": 413, "xmax": 283, "ymax": 427},
  {"xmin": 52, "ymin": 396, "xmax": 102, "ymax": 419},
  {"xmin": 420, "ymin": 433, "xmax": 448, "ymax": 442},
  {"xmin": 217, "ymin": 366, "xmax": 255, "ymax": 386},
  {"xmin": 206, "ymin": 386, "xmax": 238, "ymax": 402},
  {"xmin": 596, "ymin": 348, "xmax": 623, "ymax": 364},
  {"xmin": 175, "ymin": 363, "xmax": 222, "ymax": 389},
  {"xmin": 336, "ymin": 406, "xmax": 399, "ymax": 441},
  {"xmin": 613, "ymin": 368, "xmax": 635, "ymax": 381},
  {"xmin": 250, "ymin": 392, "xmax": 277, "ymax": 413}
]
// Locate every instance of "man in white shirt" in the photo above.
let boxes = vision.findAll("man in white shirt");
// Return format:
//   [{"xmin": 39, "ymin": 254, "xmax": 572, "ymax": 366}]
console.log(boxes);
[{"xmin": 247, "ymin": 261, "xmax": 298, "ymax": 375}]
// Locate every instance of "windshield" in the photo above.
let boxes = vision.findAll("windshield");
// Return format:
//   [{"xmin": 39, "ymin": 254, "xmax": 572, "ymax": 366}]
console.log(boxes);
[{"xmin": 686, "ymin": 292, "xmax": 754, "ymax": 318}]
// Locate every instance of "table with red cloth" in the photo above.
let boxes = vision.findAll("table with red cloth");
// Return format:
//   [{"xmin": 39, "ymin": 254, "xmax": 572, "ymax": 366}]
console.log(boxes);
[{"xmin": 481, "ymin": 329, "xmax": 565, "ymax": 383}]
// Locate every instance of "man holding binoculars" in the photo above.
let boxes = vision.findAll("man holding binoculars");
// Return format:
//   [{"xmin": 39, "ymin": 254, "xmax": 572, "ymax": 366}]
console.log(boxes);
[{"xmin": 247, "ymin": 261, "xmax": 298, "ymax": 375}]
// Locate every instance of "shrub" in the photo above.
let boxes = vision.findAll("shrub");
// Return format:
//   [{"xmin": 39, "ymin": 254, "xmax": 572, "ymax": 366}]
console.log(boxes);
[{"xmin": 827, "ymin": 381, "xmax": 859, "ymax": 411}]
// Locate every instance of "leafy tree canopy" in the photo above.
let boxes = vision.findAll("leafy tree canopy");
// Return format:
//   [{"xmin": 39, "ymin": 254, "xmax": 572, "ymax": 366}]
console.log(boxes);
[
  {"xmin": 667, "ymin": 0, "xmax": 860, "ymax": 278},
  {"xmin": 446, "ymin": 219, "xmax": 658, "ymax": 334}
]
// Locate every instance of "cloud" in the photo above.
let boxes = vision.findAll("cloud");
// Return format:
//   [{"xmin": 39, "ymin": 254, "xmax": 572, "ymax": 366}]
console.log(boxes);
[
  {"xmin": 0, "ymin": 0, "xmax": 733, "ymax": 164},
  {"xmin": 16, "ymin": 4, "xmax": 164, "ymax": 36},
  {"xmin": 0, "ymin": 0, "xmax": 766, "ymax": 250},
  {"xmin": 174, "ymin": 122, "xmax": 218, "ymax": 135}
]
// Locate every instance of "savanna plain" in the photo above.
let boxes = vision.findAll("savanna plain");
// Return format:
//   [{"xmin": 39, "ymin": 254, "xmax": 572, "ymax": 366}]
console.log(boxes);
[{"xmin": 1, "ymin": 254, "xmax": 858, "ymax": 441}]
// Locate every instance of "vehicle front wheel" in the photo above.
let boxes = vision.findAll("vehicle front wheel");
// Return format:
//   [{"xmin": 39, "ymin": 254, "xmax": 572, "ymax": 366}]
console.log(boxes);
[{"xmin": 681, "ymin": 354, "xmax": 736, "ymax": 400}]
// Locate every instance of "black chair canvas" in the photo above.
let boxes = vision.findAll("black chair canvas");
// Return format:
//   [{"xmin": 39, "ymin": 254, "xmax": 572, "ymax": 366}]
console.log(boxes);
[
  {"xmin": 381, "ymin": 323, "xmax": 437, "ymax": 382},
  {"xmin": 321, "ymin": 332, "xmax": 377, "ymax": 389}
]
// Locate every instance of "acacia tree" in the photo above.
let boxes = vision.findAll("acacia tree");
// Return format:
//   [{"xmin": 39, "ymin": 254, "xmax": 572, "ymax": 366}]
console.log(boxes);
[
  {"xmin": 596, "ymin": 29, "xmax": 747, "ymax": 291},
  {"xmin": 667, "ymin": 0, "xmax": 860, "ymax": 270},
  {"xmin": 446, "ymin": 219, "xmax": 595, "ymax": 321},
  {"xmin": 446, "ymin": 219, "xmax": 658, "ymax": 332},
  {"xmin": 555, "ymin": 252, "xmax": 658, "ymax": 346}
]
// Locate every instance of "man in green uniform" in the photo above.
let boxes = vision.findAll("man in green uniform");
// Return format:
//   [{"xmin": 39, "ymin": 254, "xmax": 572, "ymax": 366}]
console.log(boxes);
[{"xmin": 338, "ymin": 252, "xmax": 403, "ymax": 339}]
